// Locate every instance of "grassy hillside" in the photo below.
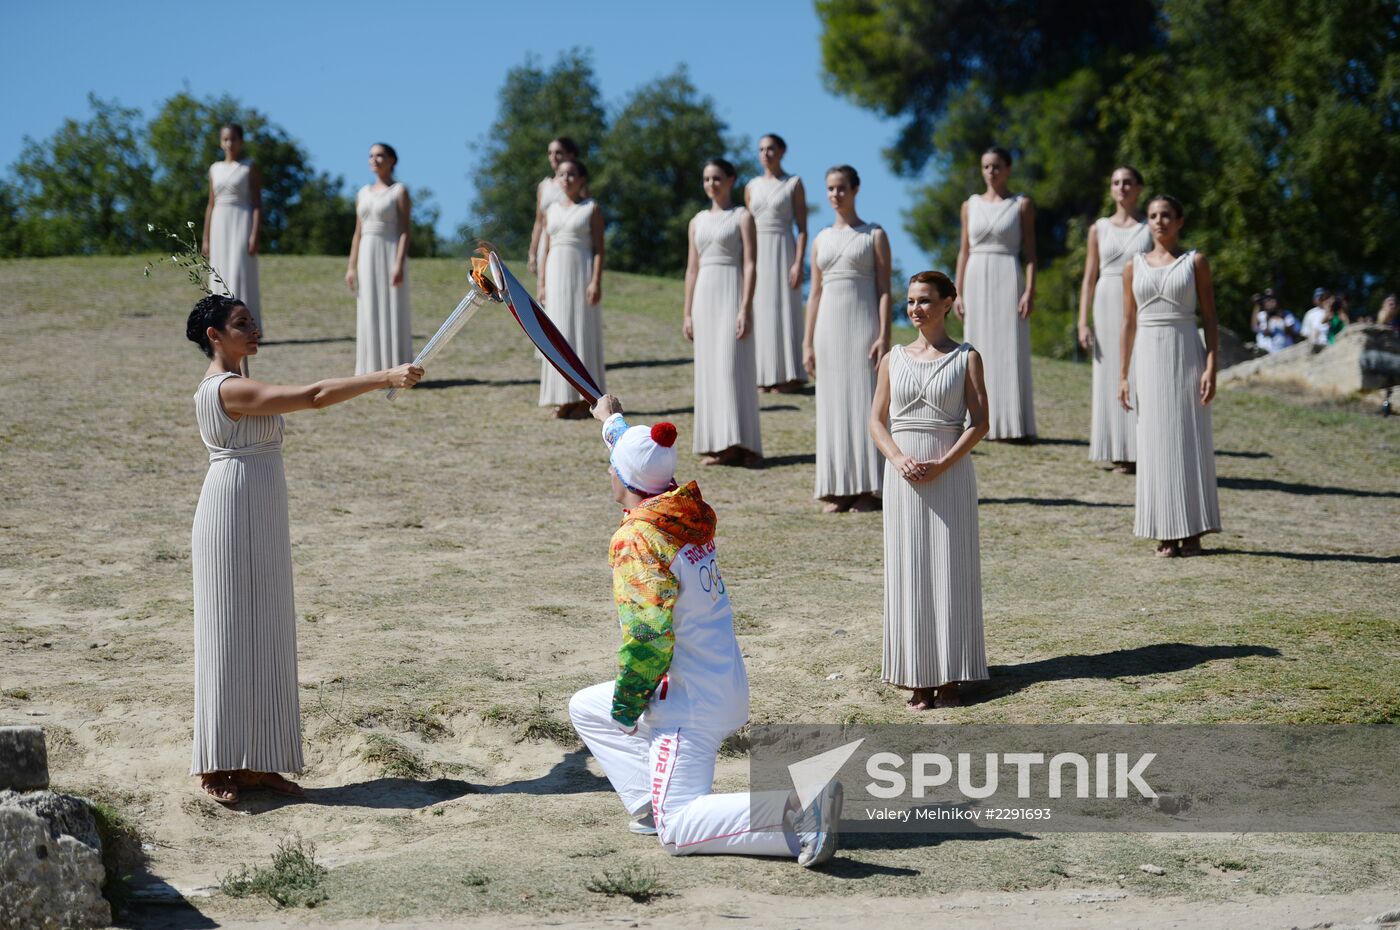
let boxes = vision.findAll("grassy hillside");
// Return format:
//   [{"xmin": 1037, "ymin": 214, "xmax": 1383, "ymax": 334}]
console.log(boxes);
[{"xmin": 1, "ymin": 255, "xmax": 1397, "ymax": 923}]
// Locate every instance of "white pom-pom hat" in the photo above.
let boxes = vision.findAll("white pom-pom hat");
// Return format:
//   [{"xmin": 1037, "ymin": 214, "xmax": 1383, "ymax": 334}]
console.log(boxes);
[{"xmin": 611, "ymin": 422, "xmax": 679, "ymax": 496}]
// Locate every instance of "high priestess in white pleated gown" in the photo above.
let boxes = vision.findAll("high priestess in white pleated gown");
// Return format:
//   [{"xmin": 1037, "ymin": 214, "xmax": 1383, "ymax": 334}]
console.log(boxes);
[
  {"xmin": 1129, "ymin": 252, "xmax": 1221, "ymax": 541},
  {"xmin": 354, "ymin": 183, "xmax": 412, "ymax": 374},
  {"xmin": 746, "ymin": 174, "xmax": 807, "ymax": 388},
  {"xmin": 881, "ymin": 344, "xmax": 987, "ymax": 690},
  {"xmin": 541, "ymin": 199, "xmax": 606, "ymax": 406},
  {"xmin": 962, "ymin": 195, "xmax": 1035, "ymax": 439},
  {"xmin": 690, "ymin": 207, "xmax": 762, "ymax": 457},
  {"xmin": 208, "ymin": 160, "xmax": 261, "ymax": 330},
  {"xmin": 812, "ymin": 223, "xmax": 884, "ymax": 499},
  {"xmin": 536, "ymin": 177, "xmax": 567, "ymax": 276},
  {"xmin": 191, "ymin": 373, "xmax": 302, "ymax": 776},
  {"xmin": 1089, "ymin": 217, "xmax": 1151, "ymax": 462}
]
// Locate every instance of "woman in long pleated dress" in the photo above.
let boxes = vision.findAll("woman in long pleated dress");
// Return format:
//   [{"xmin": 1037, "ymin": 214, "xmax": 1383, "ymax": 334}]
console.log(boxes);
[
  {"xmin": 1120, "ymin": 195, "xmax": 1222, "ymax": 558},
  {"xmin": 1079, "ymin": 166, "xmax": 1150, "ymax": 473},
  {"xmin": 745, "ymin": 133, "xmax": 808, "ymax": 393},
  {"xmin": 346, "ymin": 143, "xmax": 413, "ymax": 374},
  {"xmin": 871, "ymin": 271, "xmax": 990, "ymax": 709},
  {"xmin": 955, "ymin": 146, "xmax": 1037, "ymax": 440},
  {"xmin": 803, "ymin": 165, "xmax": 891, "ymax": 513},
  {"xmin": 202, "ymin": 124, "xmax": 261, "ymax": 335},
  {"xmin": 540, "ymin": 158, "xmax": 606, "ymax": 419},
  {"xmin": 684, "ymin": 158, "xmax": 762, "ymax": 465},
  {"xmin": 186, "ymin": 295, "xmax": 421, "ymax": 803},
  {"xmin": 528, "ymin": 136, "xmax": 580, "ymax": 295}
]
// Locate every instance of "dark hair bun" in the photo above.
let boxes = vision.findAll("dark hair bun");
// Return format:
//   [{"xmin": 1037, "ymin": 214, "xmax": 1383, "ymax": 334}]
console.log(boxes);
[{"xmin": 186, "ymin": 293, "xmax": 242, "ymax": 358}]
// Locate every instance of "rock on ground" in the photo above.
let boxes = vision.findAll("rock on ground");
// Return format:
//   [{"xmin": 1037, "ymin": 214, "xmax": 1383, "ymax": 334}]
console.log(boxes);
[
  {"xmin": 0, "ymin": 725, "xmax": 49, "ymax": 791},
  {"xmin": 1219, "ymin": 323, "xmax": 1400, "ymax": 397},
  {"xmin": 0, "ymin": 789, "xmax": 110, "ymax": 930}
]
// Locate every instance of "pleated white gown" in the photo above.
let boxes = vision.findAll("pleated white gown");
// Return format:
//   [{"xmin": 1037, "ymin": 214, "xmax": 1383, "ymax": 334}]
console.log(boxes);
[
  {"xmin": 1130, "ymin": 252, "xmax": 1222, "ymax": 540},
  {"xmin": 541, "ymin": 199, "xmax": 606, "ymax": 405},
  {"xmin": 746, "ymin": 175, "xmax": 806, "ymax": 387},
  {"xmin": 881, "ymin": 345, "xmax": 987, "ymax": 688},
  {"xmin": 354, "ymin": 183, "xmax": 413, "ymax": 374},
  {"xmin": 813, "ymin": 224, "xmax": 884, "ymax": 499},
  {"xmin": 536, "ymin": 177, "xmax": 566, "ymax": 282},
  {"xmin": 190, "ymin": 373, "xmax": 303, "ymax": 775},
  {"xmin": 962, "ymin": 195, "xmax": 1035, "ymax": 439},
  {"xmin": 1089, "ymin": 218, "xmax": 1151, "ymax": 462},
  {"xmin": 691, "ymin": 208, "xmax": 762, "ymax": 456},
  {"xmin": 208, "ymin": 160, "xmax": 261, "ymax": 331}
]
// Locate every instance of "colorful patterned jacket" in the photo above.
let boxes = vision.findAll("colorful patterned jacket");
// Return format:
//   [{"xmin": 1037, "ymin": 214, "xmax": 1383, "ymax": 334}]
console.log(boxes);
[{"xmin": 603, "ymin": 417, "xmax": 747, "ymax": 730}]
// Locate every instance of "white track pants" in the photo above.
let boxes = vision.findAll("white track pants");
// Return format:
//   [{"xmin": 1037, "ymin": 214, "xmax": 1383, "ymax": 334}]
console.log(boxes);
[{"xmin": 569, "ymin": 682, "xmax": 799, "ymax": 857}]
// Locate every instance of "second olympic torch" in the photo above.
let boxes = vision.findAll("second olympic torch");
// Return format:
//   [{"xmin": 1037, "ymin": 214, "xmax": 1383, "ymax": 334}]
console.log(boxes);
[
  {"xmin": 386, "ymin": 249, "xmax": 505, "ymax": 400},
  {"xmin": 387, "ymin": 247, "xmax": 604, "ymax": 404}
]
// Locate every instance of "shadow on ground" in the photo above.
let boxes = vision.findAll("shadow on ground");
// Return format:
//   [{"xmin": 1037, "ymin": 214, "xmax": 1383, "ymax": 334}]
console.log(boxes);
[
  {"xmin": 258, "ymin": 335, "xmax": 355, "ymax": 347},
  {"xmin": 227, "ymin": 777, "xmax": 478, "ymax": 813},
  {"xmin": 1219, "ymin": 476, "xmax": 1400, "ymax": 498},
  {"xmin": 1205, "ymin": 548, "xmax": 1399, "ymax": 564},
  {"xmin": 844, "ymin": 826, "xmax": 1038, "ymax": 852},
  {"xmin": 980, "ymin": 496, "xmax": 1129, "ymax": 508},
  {"xmin": 1025, "ymin": 437, "xmax": 1089, "ymax": 447},
  {"xmin": 416, "ymin": 377, "xmax": 536, "ymax": 390},
  {"xmin": 762, "ymin": 453, "xmax": 817, "ymax": 468},
  {"xmin": 979, "ymin": 643, "xmax": 1281, "ymax": 701},
  {"xmin": 484, "ymin": 749, "xmax": 611, "ymax": 796},
  {"xmin": 610, "ymin": 357, "xmax": 692, "ymax": 370}
]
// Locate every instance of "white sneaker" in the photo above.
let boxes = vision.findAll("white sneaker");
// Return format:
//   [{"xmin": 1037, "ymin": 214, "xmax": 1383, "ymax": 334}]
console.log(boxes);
[
  {"xmin": 629, "ymin": 810, "xmax": 658, "ymax": 836},
  {"xmin": 797, "ymin": 780, "xmax": 843, "ymax": 868}
]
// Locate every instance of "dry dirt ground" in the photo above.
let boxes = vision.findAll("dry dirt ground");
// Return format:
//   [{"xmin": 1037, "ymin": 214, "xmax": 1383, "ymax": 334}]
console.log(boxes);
[{"xmin": 1, "ymin": 256, "xmax": 1398, "ymax": 929}]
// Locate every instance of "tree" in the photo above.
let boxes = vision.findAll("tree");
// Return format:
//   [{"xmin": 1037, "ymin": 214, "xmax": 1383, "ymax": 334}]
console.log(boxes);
[
  {"xmin": 145, "ymin": 91, "xmax": 324, "ymax": 253},
  {"xmin": 1104, "ymin": 0, "xmax": 1400, "ymax": 320},
  {"xmin": 467, "ymin": 50, "xmax": 607, "ymax": 258},
  {"xmin": 597, "ymin": 67, "xmax": 756, "ymax": 275},
  {"xmin": 819, "ymin": 0, "xmax": 1400, "ymax": 346},
  {"xmin": 6, "ymin": 94, "xmax": 153, "ymax": 255}
]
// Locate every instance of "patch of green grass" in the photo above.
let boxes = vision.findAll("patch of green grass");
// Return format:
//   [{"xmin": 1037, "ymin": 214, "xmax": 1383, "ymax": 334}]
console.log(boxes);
[
  {"xmin": 361, "ymin": 734, "xmax": 431, "ymax": 779},
  {"xmin": 481, "ymin": 694, "xmax": 579, "ymax": 746},
  {"xmin": 87, "ymin": 798, "xmax": 145, "ymax": 916},
  {"xmin": 518, "ymin": 692, "xmax": 580, "ymax": 747},
  {"xmin": 3, "ymin": 688, "xmax": 31, "ymax": 700},
  {"xmin": 220, "ymin": 837, "xmax": 328, "ymax": 909},
  {"xmin": 584, "ymin": 863, "xmax": 666, "ymax": 902},
  {"xmin": 1210, "ymin": 857, "xmax": 1249, "ymax": 872},
  {"xmin": 354, "ymin": 706, "xmax": 451, "ymax": 742}
]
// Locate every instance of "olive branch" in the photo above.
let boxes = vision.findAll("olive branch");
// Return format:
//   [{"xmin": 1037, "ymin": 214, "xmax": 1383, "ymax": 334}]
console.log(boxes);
[{"xmin": 143, "ymin": 221, "xmax": 232, "ymax": 297}]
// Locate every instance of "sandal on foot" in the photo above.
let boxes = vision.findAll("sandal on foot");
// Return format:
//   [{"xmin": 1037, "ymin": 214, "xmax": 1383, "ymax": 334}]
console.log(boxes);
[
  {"xmin": 200, "ymin": 773, "xmax": 239, "ymax": 805},
  {"xmin": 932, "ymin": 686, "xmax": 961, "ymax": 709},
  {"xmin": 1178, "ymin": 537, "xmax": 1203, "ymax": 557},
  {"xmin": 1155, "ymin": 541, "xmax": 1179, "ymax": 558}
]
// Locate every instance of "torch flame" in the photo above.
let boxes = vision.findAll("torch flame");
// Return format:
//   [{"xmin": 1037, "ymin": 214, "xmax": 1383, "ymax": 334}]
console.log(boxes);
[{"xmin": 470, "ymin": 243, "xmax": 501, "ymax": 299}]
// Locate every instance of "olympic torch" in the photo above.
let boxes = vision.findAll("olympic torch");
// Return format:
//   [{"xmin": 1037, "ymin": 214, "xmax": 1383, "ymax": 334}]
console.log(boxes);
[
  {"xmin": 386, "ymin": 248, "xmax": 505, "ymax": 401},
  {"xmin": 387, "ymin": 246, "xmax": 603, "ymax": 404}
]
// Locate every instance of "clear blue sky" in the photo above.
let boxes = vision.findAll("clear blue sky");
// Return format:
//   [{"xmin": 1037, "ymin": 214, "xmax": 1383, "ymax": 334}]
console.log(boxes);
[{"xmin": 2, "ymin": 0, "xmax": 932, "ymax": 273}]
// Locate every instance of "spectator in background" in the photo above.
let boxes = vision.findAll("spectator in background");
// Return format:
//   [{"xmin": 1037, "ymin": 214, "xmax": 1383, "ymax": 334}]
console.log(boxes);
[
  {"xmin": 1257, "ymin": 291, "xmax": 1299, "ymax": 353},
  {"xmin": 1254, "ymin": 291, "xmax": 1276, "ymax": 341},
  {"xmin": 1301, "ymin": 287, "xmax": 1331, "ymax": 347},
  {"xmin": 1328, "ymin": 292, "xmax": 1351, "ymax": 343},
  {"xmin": 1379, "ymin": 293, "xmax": 1398, "ymax": 331}
]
